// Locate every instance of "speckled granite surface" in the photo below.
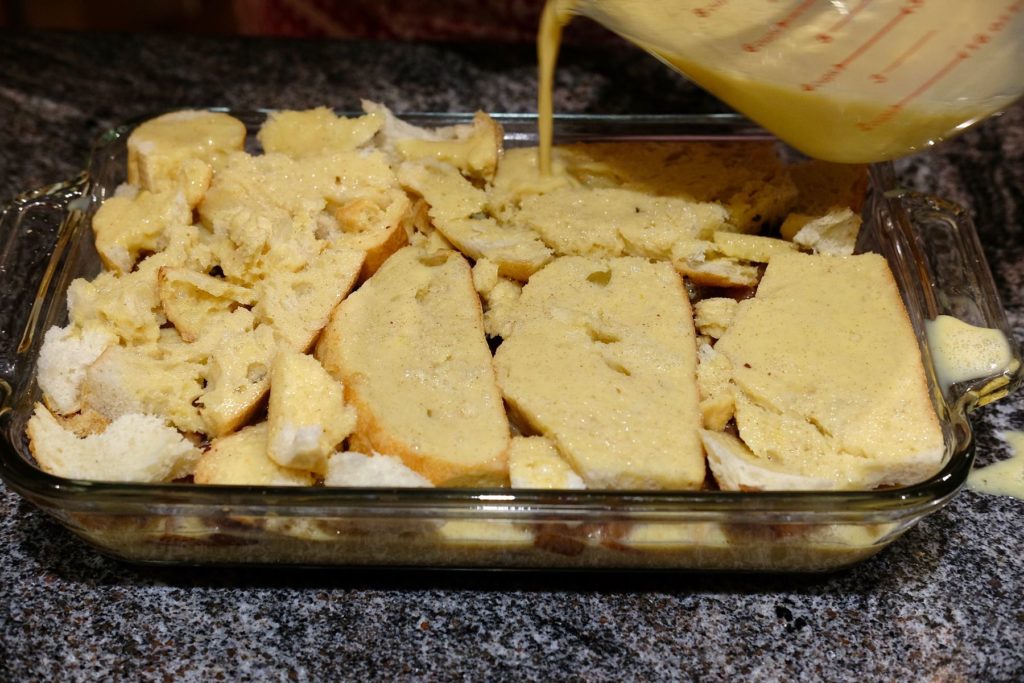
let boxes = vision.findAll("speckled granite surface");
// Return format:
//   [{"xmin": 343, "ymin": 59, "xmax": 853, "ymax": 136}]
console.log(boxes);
[{"xmin": 0, "ymin": 30, "xmax": 1022, "ymax": 682}]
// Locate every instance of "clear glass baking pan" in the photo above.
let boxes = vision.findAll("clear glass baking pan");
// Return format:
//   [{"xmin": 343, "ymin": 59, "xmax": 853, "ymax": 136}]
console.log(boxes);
[{"xmin": 0, "ymin": 112, "xmax": 1019, "ymax": 571}]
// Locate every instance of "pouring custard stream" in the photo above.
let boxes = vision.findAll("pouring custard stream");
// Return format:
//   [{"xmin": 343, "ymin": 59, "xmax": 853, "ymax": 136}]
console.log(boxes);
[{"xmin": 538, "ymin": 0, "xmax": 1024, "ymax": 168}]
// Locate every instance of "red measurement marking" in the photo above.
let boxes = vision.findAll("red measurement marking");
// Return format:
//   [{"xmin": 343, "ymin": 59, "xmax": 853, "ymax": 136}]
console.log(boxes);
[
  {"xmin": 870, "ymin": 28, "xmax": 937, "ymax": 83},
  {"xmin": 828, "ymin": 0, "xmax": 874, "ymax": 33},
  {"xmin": 989, "ymin": 0, "xmax": 1024, "ymax": 31},
  {"xmin": 692, "ymin": 0, "xmax": 729, "ymax": 19},
  {"xmin": 742, "ymin": 0, "xmax": 816, "ymax": 52},
  {"xmin": 803, "ymin": 1, "xmax": 919, "ymax": 92},
  {"xmin": 858, "ymin": 51, "xmax": 969, "ymax": 131}
]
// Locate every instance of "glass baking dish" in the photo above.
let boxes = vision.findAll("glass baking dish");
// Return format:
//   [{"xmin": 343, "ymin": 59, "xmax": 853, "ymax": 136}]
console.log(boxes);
[{"xmin": 0, "ymin": 112, "xmax": 1019, "ymax": 572}]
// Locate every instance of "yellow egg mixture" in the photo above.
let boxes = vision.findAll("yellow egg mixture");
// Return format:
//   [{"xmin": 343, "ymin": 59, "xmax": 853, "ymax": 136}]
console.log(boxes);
[{"xmin": 538, "ymin": 0, "xmax": 1023, "ymax": 164}]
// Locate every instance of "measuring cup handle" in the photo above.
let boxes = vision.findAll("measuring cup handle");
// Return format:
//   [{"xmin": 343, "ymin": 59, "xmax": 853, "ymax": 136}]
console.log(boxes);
[
  {"xmin": 884, "ymin": 190, "xmax": 1022, "ymax": 410},
  {"xmin": 0, "ymin": 174, "xmax": 90, "ymax": 404}
]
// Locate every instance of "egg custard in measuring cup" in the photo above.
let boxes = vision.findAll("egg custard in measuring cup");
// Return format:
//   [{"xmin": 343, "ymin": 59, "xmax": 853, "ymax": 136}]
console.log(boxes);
[{"xmin": 539, "ymin": 0, "xmax": 1024, "ymax": 164}]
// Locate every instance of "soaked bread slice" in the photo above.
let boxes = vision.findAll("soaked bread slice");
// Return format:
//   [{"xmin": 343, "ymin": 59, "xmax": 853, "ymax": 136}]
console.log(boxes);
[
  {"xmin": 709, "ymin": 252, "xmax": 944, "ymax": 490},
  {"xmin": 493, "ymin": 256, "xmax": 704, "ymax": 490},
  {"xmin": 316, "ymin": 245, "xmax": 510, "ymax": 486}
]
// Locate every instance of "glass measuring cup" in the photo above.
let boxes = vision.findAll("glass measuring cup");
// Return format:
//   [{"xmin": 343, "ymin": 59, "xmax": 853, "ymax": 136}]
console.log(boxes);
[{"xmin": 544, "ymin": 0, "xmax": 1024, "ymax": 162}]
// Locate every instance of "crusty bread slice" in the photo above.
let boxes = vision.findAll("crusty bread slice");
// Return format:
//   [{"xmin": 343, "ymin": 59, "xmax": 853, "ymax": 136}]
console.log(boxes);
[
  {"xmin": 493, "ymin": 256, "xmax": 705, "ymax": 490},
  {"xmin": 710, "ymin": 252, "xmax": 945, "ymax": 490},
  {"xmin": 27, "ymin": 403, "xmax": 199, "ymax": 482},
  {"xmin": 267, "ymin": 350, "xmax": 356, "ymax": 474},
  {"xmin": 194, "ymin": 422, "xmax": 314, "ymax": 486},
  {"xmin": 316, "ymin": 245, "xmax": 510, "ymax": 486}
]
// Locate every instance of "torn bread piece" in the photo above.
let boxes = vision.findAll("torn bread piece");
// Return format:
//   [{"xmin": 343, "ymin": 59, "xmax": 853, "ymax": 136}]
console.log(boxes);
[
  {"xmin": 194, "ymin": 422, "xmax": 314, "ymax": 486},
  {"xmin": 493, "ymin": 256, "xmax": 704, "ymax": 490},
  {"xmin": 199, "ymin": 148, "xmax": 401, "ymax": 283},
  {"xmin": 316, "ymin": 246, "xmax": 510, "ymax": 486},
  {"xmin": 786, "ymin": 208, "xmax": 862, "ymax": 256},
  {"xmin": 252, "ymin": 247, "xmax": 365, "ymax": 352},
  {"xmin": 27, "ymin": 403, "xmax": 199, "ymax": 482},
  {"xmin": 68, "ymin": 225, "xmax": 215, "ymax": 346},
  {"xmin": 711, "ymin": 232, "xmax": 797, "ymax": 263},
  {"xmin": 36, "ymin": 323, "xmax": 117, "ymax": 415},
  {"xmin": 471, "ymin": 258, "xmax": 522, "ymax": 339},
  {"xmin": 81, "ymin": 343, "xmax": 207, "ymax": 435},
  {"xmin": 267, "ymin": 350, "xmax": 356, "ymax": 475},
  {"xmin": 508, "ymin": 436, "xmax": 586, "ymax": 490},
  {"xmin": 199, "ymin": 324, "xmax": 278, "ymax": 437},
  {"xmin": 711, "ymin": 252, "xmax": 945, "ymax": 490},
  {"xmin": 325, "ymin": 189, "xmax": 410, "ymax": 280},
  {"xmin": 158, "ymin": 267, "xmax": 256, "ymax": 343},
  {"xmin": 398, "ymin": 161, "xmax": 552, "ymax": 281},
  {"xmin": 696, "ymin": 339, "xmax": 735, "ymax": 431},
  {"xmin": 324, "ymin": 451, "xmax": 433, "ymax": 487},
  {"xmin": 393, "ymin": 111, "xmax": 503, "ymax": 181},
  {"xmin": 366, "ymin": 102, "xmax": 503, "ymax": 181},
  {"xmin": 257, "ymin": 107, "xmax": 383, "ymax": 158},
  {"xmin": 92, "ymin": 188, "xmax": 192, "ymax": 273},
  {"xmin": 127, "ymin": 110, "xmax": 246, "ymax": 194},
  {"xmin": 701, "ymin": 429, "xmax": 834, "ymax": 492},
  {"xmin": 693, "ymin": 297, "xmax": 738, "ymax": 340}
]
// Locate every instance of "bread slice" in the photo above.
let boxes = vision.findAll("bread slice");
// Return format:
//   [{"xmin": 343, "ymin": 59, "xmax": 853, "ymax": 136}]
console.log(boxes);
[
  {"xmin": 493, "ymin": 256, "xmax": 705, "ymax": 490},
  {"xmin": 316, "ymin": 246, "xmax": 510, "ymax": 486},
  {"xmin": 27, "ymin": 403, "xmax": 199, "ymax": 482},
  {"xmin": 710, "ymin": 252, "xmax": 945, "ymax": 490},
  {"xmin": 267, "ymin": 350, "xmax": 356, "ymax": 474},
  {"xmin": 194, "ymin": 422, "xmax": 314, "ymax": 486}
]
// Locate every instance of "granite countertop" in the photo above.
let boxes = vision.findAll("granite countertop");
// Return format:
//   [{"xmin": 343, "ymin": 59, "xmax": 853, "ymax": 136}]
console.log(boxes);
[{"xmin": 1, "ymin": 30, "xmax": 1022, "ymax": 682}]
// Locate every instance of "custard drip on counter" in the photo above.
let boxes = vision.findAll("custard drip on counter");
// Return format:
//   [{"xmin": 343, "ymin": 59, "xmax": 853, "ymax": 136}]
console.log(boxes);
[{"xmin": 968, "ymin": 431, "xmax": 1024, "ymax": 501}]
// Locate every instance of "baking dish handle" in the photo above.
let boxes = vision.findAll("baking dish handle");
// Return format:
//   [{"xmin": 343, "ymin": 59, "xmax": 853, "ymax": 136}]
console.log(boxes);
[
  {"xmin": 890, "ymin": 190, "xmax": 1022, "ymax": 411},
  {"xmin": 0, "ymin": 174, "xmax": 90, "ymax": 405}
]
